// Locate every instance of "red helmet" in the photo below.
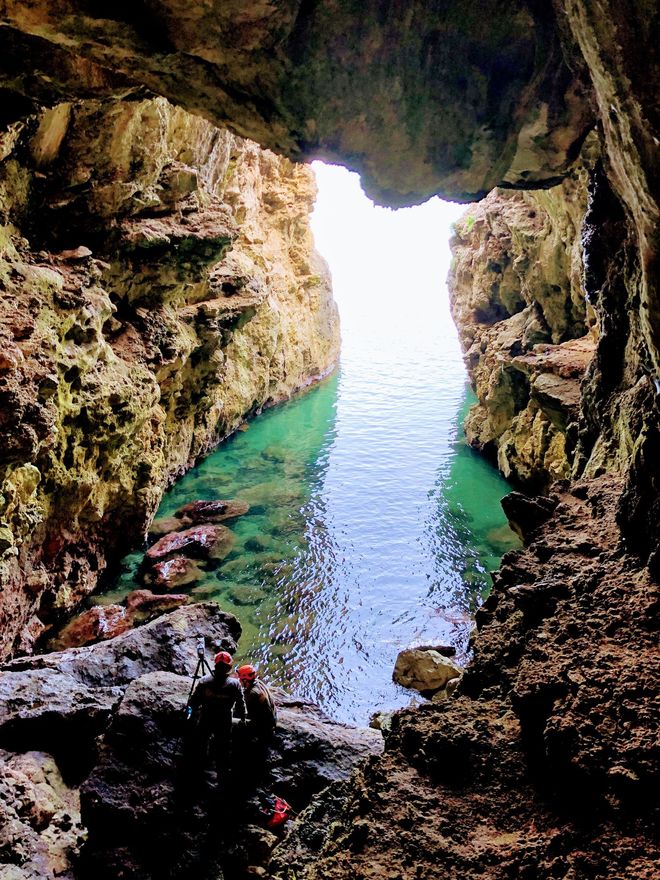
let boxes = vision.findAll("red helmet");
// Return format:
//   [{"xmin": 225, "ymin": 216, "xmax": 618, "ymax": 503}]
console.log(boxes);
[
  {"xmin": 214, "ymin": 651, "xmax": 233, "ymax": 668},
  {"xmin": 237, "ymin": 664, "xmax": 257, "ymax": 685}
]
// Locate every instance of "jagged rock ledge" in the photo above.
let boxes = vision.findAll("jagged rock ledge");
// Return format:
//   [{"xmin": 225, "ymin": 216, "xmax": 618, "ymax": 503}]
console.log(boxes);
[
  {"xmin": 0, "ymin": 603, "xmax": 381, "ymax": 879},
  {"xmin": 269, "ymin": 476, "xmax": 660, "ymax": 879}
]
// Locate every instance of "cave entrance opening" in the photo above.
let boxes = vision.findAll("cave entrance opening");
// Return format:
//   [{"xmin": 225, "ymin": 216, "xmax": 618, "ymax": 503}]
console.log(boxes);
[{"xmin": 87, "ymin": 161, "xmax": 519, "ymax": 725}]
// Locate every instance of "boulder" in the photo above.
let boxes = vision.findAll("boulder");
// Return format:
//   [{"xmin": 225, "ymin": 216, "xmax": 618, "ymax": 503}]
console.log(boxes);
[
  {"xmin": 393, "ymin": 648, "xmax": 463, "ymax": 695},
  {"xmin": 501, "ymin": 492, "xmax": 559, "ymax": 542},
  {"xmin": 124, "ymin": 589, "xmax": 189, "ymax": 618},
  {"xmin": 148, "ymin": 516, "xmax": 186, "ymax": 540},
  {"xmin": 79, "ymin": 671, "xmax": 204, "ymax": 880},
  {"xmin": 268, "ymin": 692, "xmax": 383, "ymax": 801},
  {"xmin": 48, "ymin": 604, "xmax": 131, "ymax": 651},
  {"xmin": 80, "ymin": 681, "xmax": 382, "ymax": 880},
  {"xmin": 175, "ymin": 499, "xmax": 250, "ymax": 524},
  {"xmin": 0, "ymin": 604, "xmax": 240, "ymax": 777},
  {"xmin": 142, "ymin": 555, "xmax": 203, "ymax": 591},
  {"xmin": 47, "ymin": 593, "xmax": 191, "ymax": 652},
  {"xmin": 145, "ymin": 524, "xmax": 235, "ymax": 564}
]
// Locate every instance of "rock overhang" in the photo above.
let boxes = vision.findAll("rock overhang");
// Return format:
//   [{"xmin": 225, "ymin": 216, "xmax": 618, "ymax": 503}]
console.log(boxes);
[{"xmin": 0, "ymin": 1, "xmax": 596, "ymax": 205}]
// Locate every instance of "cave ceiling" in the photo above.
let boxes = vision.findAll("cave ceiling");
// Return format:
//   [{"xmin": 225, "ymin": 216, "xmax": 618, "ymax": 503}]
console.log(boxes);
[{"xmin": 0, "ymin": 0, "xmax": 597, "ymax": 205}]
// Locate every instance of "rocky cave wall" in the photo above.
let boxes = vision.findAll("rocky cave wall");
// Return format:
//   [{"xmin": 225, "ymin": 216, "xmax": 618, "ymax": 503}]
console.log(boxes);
[
  {"xmin": 448, "ymin": 161, "xmax": 597, "ymax": 491},
  {"xmin": 0, "ymin": 1, "xmax": 656, "ymax": 553},
  {"xmin": 0, "ymin": 3, "xmax": 658, "ymax": 880},
  {"xmin": 0, "ymin": 95, "xmax": 339, "ymax": 659}
]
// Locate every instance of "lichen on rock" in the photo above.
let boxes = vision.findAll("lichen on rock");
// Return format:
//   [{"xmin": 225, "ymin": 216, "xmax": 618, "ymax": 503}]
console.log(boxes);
[
  {"xmin": 449, "ymin": 163, "xmax": 597, "ymax": 490},
  {"xmin": 0, "ymin": 95, "xmax": 339, "ymax": 659}
]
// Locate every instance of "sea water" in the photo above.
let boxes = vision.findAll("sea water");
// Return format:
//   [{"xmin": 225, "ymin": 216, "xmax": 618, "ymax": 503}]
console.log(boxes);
[{"xmin": 102, "ymin": 164, "xmax": 519, "ymax": 725}]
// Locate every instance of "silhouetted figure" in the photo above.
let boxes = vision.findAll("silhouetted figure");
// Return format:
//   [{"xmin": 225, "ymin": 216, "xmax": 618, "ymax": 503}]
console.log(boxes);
[
  {"xmin": 188, "ymin": 651, "xmax": 246, "ymax": 779},
  {"xmin": 237, "ymin": 664, "xmax": 277, "ymax": 744}
]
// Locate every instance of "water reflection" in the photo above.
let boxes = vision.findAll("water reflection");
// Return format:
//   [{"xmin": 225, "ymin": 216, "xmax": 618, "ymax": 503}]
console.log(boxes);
[
  {"xmin": 100, "ymin": 368, "xmax": 518, "ymax": 725},
  {"xmin": 98, "ymin": 165, "xmax": 522, "ymax": 725}
]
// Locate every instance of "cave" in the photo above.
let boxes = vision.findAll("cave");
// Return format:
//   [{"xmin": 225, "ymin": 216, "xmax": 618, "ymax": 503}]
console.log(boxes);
[{"xmin": 0, "ymin": 2, "xmax": 658, "ymax": 879}]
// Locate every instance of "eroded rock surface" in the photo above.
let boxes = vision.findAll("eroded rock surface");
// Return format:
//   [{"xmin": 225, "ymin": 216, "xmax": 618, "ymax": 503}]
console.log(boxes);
[
  {"xmin": 0, "ymin": 3, "xmax": 595, "ymax": 205},
  {"xmin": 0, "ymin": 604, "xmax": 380, "ymax": 880},
  {"xmin": 449, "ymin": 170, "xmax": 596, "ymax": 490},
  {"xmin": 0, "ymin": 95, "xmax": 339, "ymax": 659},
  {"xmin": 0, "ymin": 749, "xmax": 85, "ymax": 880},
  {"xmin": 0, "ymin": 4, "xmax": 658, "ymax": 880},
  {"xmin": 270, "ymin": 477, "xmax": 660, "ymax": 879}
]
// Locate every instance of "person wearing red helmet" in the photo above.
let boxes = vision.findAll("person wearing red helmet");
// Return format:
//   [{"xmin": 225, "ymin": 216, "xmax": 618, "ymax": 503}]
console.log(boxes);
[
  {"xmin": 236, "ymin": 664, "xmax": 277, "ymax": 743},
  {"xmin": 187, "ymin": 649, "xmax": 246, "ymax": 776}
]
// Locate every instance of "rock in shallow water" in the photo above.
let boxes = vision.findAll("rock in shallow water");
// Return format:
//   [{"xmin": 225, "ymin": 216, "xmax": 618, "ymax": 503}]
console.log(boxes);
[
  {"xmin": 145, "ymin": 524, "xmax": 235, "ymax": 563},
  {"xmin": 124, "ymin": 589, "xmax": 189, "ymax": 618},
  {"xmin": 393, "ymin": 647, "xmax": 463, "ymax": 695},
  {"xmin": 49, "ymin": 604, "xmax": 132, "ymax": 650},
  {"xmin": 143, "ymin": 555, "xmax": 203, "ymax": 591},
  {"xmin": 47, "ymin": 591, "xmax": 190, "ymax": 651},
  {"xmin": 148, "ymin": 515, "xmax": 186, "ymax": 540},
  {"xmin": 175, "ymin": 498, "xmax": 250, "ymax": 524}
]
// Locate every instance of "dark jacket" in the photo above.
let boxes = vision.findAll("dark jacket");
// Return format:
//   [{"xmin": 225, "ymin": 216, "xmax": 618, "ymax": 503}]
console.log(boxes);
[
  {"xmin": 243, "ymin": 679, "xmax": 277, "ymax": 735},
  {"xmin": 190, "ymin": 671, "xmax": 246, "ymax": 730}
]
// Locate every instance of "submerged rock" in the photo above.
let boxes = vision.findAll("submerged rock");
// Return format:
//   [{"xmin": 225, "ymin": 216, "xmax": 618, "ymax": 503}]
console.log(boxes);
[
  {"xmin": 49, "ymin": 604, "xmax": 131, "ymax": 650},
  {"xmin": 175, "ymin": 499, "xmax": 250, "ymax": 524},
  {"xmin": 393, "ymin": 647, "xmax": 463, "ymax": 695},
  {"xmin": 227, "ymin": 585, "xmax": 268, "ymax": 606},
  {"xmin": 47, "ymin": 591, "xmax": 191, "ymax": 652},
  {"xmin": 124, "ymin": 589, "xmax": 189, "ymax": 618},
  {"xmin": 148, "ymin": 516, "xmax": 186, "ymax": 540},
  {"xmin": 143, "ymin": 555, "xmax": 203, "ymax": 591},
  {"xmin": 145, "ymin": 524, "xmax": 235, "ymax": 564}
]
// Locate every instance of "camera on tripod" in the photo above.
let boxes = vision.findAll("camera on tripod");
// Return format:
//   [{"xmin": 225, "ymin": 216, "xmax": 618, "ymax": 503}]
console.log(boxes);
[{"xmin": 184, "ymin": 637, "xmax": 213, "ymax": 721}]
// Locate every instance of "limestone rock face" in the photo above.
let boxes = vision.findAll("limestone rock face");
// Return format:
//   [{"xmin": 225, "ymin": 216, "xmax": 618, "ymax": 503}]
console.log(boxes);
[
  {"xmin": 0, "ymin": 749, "xmax": 84, "ymax": 880},
  {"xmin": 449, "ymin": 171, "xmax": 596, "ymax": 490},
  {"xmin": 0, "ymin": 3, "xmax": 595, "ymax": 205},
  {"xmin": 0, "ymin": 96, "xmax": 339, "ymax": 659}
]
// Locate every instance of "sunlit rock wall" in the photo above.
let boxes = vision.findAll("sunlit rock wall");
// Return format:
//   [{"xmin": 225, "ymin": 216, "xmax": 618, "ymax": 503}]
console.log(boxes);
[
  {"xmin": 0, "ymin": 97, "xmax": 339, "ymax": 658},
  {"xmin": 449, "ymin": 166, "xmax": 596, "ymax": 490}
]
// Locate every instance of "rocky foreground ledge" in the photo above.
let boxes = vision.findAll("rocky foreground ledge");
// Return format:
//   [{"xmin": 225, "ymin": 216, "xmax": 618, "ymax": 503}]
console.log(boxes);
[
  {"xmin": 271, "ymin": 477, "xmax": 660, "ymax": 879},
  {"xmin": 0, "ymin": 604, "xmax": 381, "ymax": 879}
]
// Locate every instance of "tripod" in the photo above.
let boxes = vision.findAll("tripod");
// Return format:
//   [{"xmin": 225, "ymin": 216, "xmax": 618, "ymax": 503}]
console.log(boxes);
[{"xmin": 184, "ymin": 637, "xmax": 214, "ymax": 720}]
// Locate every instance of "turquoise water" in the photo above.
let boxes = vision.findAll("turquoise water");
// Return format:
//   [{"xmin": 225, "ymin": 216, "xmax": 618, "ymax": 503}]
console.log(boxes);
[{"xmin": 99, "ymin": 166, "xmax": 519, "ymax": 724}]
